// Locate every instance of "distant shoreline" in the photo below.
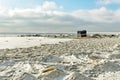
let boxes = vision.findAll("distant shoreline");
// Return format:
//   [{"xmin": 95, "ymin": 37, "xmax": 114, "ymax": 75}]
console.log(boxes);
[
  {"xmin": 0, "ymin": 32, "xmax": 120, "ymax": 38},
  {"xmin": 0, "ymin": 32, "xmax": 120, "ymax": 37}
]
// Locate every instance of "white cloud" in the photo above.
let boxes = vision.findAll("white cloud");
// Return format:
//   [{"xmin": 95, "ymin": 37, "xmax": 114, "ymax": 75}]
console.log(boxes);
[
  {"xmin": 71, "ymin": 7, "xmax": 116, "ymax": 23},
  {"xmin": 0, "ymin": 1, "xmax": 120, "ymax": 32},
  {"xmin": 35, "ymin": 1, "xmax": 61, "ymax": 11},
  {"xmin": 97, "ymin": 0, "xmax": 120, "ymax": 5}
]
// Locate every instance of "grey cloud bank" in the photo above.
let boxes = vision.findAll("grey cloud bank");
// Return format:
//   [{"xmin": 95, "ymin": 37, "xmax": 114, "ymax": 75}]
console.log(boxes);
[{"xmin": 0, "ymin": 1, "xmax": 120, "ymax": 33}]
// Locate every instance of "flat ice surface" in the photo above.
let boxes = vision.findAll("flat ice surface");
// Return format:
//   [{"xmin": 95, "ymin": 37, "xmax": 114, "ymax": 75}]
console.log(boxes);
[{"xmin": 0, "ymin": 37, "xmax": 71, "ymax": 49}]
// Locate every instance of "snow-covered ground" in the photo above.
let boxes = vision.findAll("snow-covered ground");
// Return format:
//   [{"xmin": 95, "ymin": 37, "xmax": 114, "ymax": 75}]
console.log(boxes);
[
  {"xmin": 0, "ymin": 37, "xmax": 71, "ymax": 49},
  {"xmin": 0, "ymin": 37, "xmax": 120, "ymax": 80}
]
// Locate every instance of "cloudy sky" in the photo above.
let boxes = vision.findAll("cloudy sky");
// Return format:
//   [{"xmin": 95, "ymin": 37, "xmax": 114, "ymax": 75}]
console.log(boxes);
[{"xmin": 0, "ymin": 0, "xmax": 120, "ymax": 33}]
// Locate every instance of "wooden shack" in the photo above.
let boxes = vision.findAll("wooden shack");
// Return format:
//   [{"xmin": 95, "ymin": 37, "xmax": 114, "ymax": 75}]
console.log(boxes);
[{"xmin": 77, "ymin": 30, "xmax": 87, "ymax": 38}]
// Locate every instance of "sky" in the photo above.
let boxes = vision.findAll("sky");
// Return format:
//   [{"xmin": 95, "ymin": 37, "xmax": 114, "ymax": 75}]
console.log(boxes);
[{"xmin": 0, "ymin": 0, "xmax": 120, "ymax": 33}]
